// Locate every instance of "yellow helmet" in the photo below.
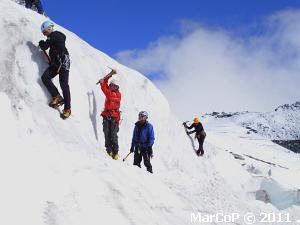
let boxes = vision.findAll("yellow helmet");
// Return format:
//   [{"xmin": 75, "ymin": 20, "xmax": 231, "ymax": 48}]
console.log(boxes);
[{"xmin": 193, "ymin": 117, "xmax": 199, "ymax": 123}]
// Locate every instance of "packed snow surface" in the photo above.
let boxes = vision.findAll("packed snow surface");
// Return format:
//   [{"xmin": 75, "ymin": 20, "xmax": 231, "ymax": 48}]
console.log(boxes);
[{"xmin": 0, "ymin": 1, "xmax": 299, "ymax": 224}]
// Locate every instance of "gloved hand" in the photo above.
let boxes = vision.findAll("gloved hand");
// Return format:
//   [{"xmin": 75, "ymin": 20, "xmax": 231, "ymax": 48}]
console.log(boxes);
[
  {"xmin": 147, "ymin": 146, "xmax": 153, "ymax": 158},
  {"xmin": 99, "ymin": 78, "xmax": 104, "ymax": 84},
  {"xmin": 130, "ymin": 146, "xmax": 134, "ymax": 153},
  {"xmin": 39, "ymin": 40, "xmax": 45, "ymax": 50}
]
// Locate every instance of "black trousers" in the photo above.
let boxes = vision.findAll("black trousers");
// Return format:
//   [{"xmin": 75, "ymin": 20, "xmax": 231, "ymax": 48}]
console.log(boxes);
[
  {"xmin": 196, "ymin": 135, "xmax": 205, "ymax": 156},
  {"xmin": 41, "ymin": 66, "xmax": 71, "ymax": 110},
  {"xmin": 102, "ymin": 116, "xmax": 119, "ymax": 153},
  {"xmin": 133, "ymin": 150, "xmax": 153, "ymax": 173}
]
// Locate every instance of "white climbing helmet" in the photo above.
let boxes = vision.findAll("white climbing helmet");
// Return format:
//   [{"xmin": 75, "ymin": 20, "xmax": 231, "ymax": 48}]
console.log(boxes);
[
  {"xmin": 110, "ymin": 79, "xmax": 119, "ymax": 87},
  {"xmin": 41, "ymin": 20, "xmax": 54, "ymax": 33},
  {"xmin": 138, "ymin": 111, "xmax": 148, "ymax": 119}
]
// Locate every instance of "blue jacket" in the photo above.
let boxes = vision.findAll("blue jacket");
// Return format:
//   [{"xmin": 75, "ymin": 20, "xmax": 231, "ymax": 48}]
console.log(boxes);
[{"xmin": 131, "ymin": 121, "xmax": 155, "ymax": 150}]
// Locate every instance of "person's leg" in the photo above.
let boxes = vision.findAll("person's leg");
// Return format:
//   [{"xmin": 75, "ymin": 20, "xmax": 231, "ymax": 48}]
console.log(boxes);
[
  {"xmin": 102, "ymin": 116, "xmax": 112, "ymax": 154},
  {"xmin": 196, "ymin": 136, "xmax": 202, "ymax": 156},
  {"xmin": 110, "ymin": 118, "xmax": 119, "ymax": 154},
  {"xmin": 199, "ymin": 136, "xmax": 205, "ymax": 155},
  {"xmin": 58, "ymin": 69, "xmax": 71, "ymax": 110},
  {"xmin": 142, "ymin": 152, "xmax": 153, "ymax": 173},
  {"xmin": 25, "ymin": 2, "xmax": 32, "ymax": 9},
  {"xmin": 34, "ymin": 0, "xmax": 44, "ymax": 14},
  {"xmin": 41, "ymin": 66, "xmax": 60, "ymax": 97},
  {"xmin": 133, "ymin": 151, "xmax": 142, "ymax": 168}
]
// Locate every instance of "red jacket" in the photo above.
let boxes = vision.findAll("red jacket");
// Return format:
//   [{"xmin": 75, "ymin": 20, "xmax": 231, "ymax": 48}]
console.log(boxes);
[{"xmin": 100, "ymin": 77, "xmax": 121, "ymax": 121}]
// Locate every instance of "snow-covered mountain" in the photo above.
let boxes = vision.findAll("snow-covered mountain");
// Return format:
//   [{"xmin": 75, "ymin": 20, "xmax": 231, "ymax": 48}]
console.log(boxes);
[
  {"xmin": 205, "ymin": 102, "xmax": 300, "ymax": 153},
  {"xmin": 240, "ymin": 102, "xmax": 300, "ymax": 140},
  {"xmin": 206, "ymin": 102, "xmax": 300, "ymax": 140},
  {"xmin": 1, "ymin": 1, "xmax": 300, "ymax": 225}
]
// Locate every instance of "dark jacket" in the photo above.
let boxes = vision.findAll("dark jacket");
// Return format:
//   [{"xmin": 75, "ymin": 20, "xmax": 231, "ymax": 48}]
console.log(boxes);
[
  {"xmin": 131, "ymin": 121, "xmax": 155, "ymax": 150},
  {"xmin": 186, "ymin": 122, "xmax": 205, "ymax": 136},
  {"xmin": 39, "ymin": 31, "xmax": 69, "ymax": 67}
]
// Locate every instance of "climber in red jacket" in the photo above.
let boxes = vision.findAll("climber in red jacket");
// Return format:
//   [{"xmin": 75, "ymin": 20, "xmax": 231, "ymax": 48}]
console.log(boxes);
[{"xmin": 99, "ymin": 70, "xmax": 121, "ymax": 160}]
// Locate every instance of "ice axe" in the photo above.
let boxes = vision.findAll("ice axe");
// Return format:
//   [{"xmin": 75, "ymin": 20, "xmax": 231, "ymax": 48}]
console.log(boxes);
[
  {"xmin": 96, "ymin": 67, "xmax": 117, "ymax": 85},
  {"xmin": 183, "ymin": 120, "xmax": 189, "ymax": 128},
  {"xmin": 122, "ymin": 152, "xmax": 132, "ymax": 162},
  {"xmin": 42, "ymin": 49, "xmax": 51, "ymax": 65},
  {"xmin": 41, "ymin": 49, "xmax": 62, "ymax": 74},
  {"xmin": 183, "ymin": 121, "xmax": 190, "ymax": 135}
]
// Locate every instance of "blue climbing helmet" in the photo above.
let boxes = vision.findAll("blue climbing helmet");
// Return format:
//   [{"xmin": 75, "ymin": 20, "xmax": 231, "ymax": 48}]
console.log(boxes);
[{"xmin": 41, "ymin": 20, "xmax": 54, "ymax": 33}]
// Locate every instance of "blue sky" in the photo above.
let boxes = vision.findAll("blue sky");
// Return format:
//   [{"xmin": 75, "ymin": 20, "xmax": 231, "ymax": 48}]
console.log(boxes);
[
  {"xmin": 41, "ymin": 0, "xmax": 300, "ymax": 116},
  {"xmin": 43, "ymin": 0, "xmax": 300, "ymax": 56}
]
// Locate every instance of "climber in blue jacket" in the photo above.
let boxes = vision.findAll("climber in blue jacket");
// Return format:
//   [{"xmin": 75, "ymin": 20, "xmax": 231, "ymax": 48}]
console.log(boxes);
[{"xmin": 130, "ymin": 111, "xmax": 155, "ymax": 173}]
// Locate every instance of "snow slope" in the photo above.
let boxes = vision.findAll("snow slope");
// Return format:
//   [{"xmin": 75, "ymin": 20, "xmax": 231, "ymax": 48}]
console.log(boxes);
[{"xmin": 1, "ymin": 1, "xmax": 300, "ymax": 225}]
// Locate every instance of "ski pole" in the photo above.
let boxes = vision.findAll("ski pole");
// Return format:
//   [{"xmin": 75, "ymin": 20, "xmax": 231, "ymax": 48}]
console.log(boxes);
[{"xmin": 122, "ymin": 152, "xmax": 132, "ymax": 162}]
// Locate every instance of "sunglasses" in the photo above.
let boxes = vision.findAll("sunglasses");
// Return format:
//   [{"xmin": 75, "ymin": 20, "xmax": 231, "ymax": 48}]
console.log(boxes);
[
  {"xmin": 109, "ymin": 83, "xmax": 119, "ymax": 89},
  {"xmin": 43, "ymin": 30, "xmax": 51, "ymax": 35},
  {"xmin": 42, "ymin": 26, "xmax": 53, "ymax": 35}
]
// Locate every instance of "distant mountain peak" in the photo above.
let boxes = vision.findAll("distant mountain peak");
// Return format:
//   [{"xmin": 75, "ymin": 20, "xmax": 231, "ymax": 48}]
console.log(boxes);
[{"xmin": 275, "ymin": 101, "xmax": 300, "ymax": 112}]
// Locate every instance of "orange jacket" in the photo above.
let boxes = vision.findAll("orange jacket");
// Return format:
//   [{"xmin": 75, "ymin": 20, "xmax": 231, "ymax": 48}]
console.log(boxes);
[{"xmin": 100, "ymin": 77, "xmax": 121, "ymax": 121}]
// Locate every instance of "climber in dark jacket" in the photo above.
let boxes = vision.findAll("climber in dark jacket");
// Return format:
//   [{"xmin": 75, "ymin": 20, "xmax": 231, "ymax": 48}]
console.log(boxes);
[
  {"xmin": 183, "ymin": 117, "xmax": 206, "ymax": 156},
  {"xmin": 25, "ymin": 0, "xmax": 44, "ymax": 15},
  {"xmin": 39, "ymin": 21, "xmax": 71, "ymax": 119},
  {"xmin": 130, "ymin": 111, "xmax": 155, "ymax": 173}
]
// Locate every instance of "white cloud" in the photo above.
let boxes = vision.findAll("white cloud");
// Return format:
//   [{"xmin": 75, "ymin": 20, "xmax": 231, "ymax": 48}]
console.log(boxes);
[{"xmin": 116, "ymin": 9, "xmax": 300, "ymax": 120}]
